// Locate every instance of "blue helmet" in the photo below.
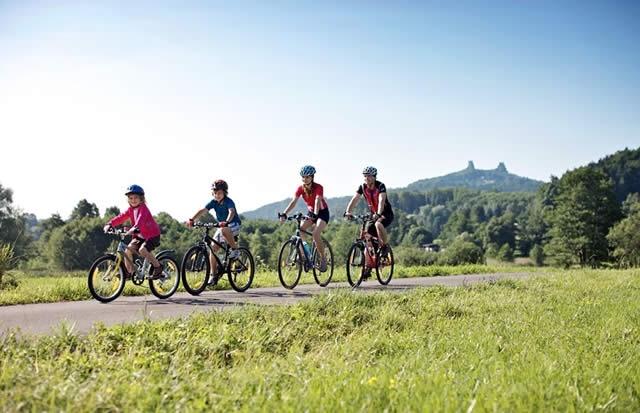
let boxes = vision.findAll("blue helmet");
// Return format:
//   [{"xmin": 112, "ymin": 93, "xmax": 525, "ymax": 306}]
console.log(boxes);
[
  {"xmin": 300, "ymin": 165, "xmax": 316, "ymax": 177},
  {"xmin": 125, "ymin": 184, "xmax": 144, "ymax": 195}
]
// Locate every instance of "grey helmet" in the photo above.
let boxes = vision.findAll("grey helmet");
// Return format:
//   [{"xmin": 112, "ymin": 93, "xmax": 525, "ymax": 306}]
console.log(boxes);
[
  {"xmin": 300, "ymin": 165, "xmax": 316, "ymax": 177},
  {"xmin": 362, "ymin": 166, "xmax": 377, "ymax": 176}
]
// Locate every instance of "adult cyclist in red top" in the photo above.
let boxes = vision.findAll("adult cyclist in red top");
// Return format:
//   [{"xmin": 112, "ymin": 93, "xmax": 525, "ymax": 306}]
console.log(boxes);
[
  {"xmin": 344, "ymin": 166, "xmax": 394, "ymax": 256},
  {"xmin": 279, "ymin": 165, "xmax": 330, "ymax": 272}
]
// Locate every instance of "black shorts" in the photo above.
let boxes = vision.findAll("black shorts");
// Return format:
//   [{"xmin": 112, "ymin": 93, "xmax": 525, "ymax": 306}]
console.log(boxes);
[
  {"xmin": 308, "ymin": 208, "xmax": 330, "ymax": 223},
  {"xmin": 365, "ymin": 213, "xmax": 393, "ymax": 237},
  {"xmin": 131, "ymin": 235, "xmax": 161, "ymax": 252}
]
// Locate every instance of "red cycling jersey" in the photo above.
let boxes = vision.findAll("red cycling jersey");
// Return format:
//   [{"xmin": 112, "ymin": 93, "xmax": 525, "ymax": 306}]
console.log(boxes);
[{"xmin": 296, "ymin": 183, "xmax": 328, "ymax": 212}]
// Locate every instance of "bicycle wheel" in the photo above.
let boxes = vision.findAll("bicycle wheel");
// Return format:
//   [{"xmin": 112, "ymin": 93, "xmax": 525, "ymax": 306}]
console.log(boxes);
[
  {"xmin": 312, "ymin": 238, "xmax": 334, "ymax": 287},
  {"xmin": 181, "ymin": 246, "xmax": 210, "ymax": 295},
  {"xmin": 346, "ymin": 243, "xmax": 366, "ymax": 287},
  {"xmin": 88, "ymin": 254, "xmax": 125, "ymax": 303},
  {"xmin": 149, "ymin": 255, "xmax": 180, "ymax": 299},
  {"xmin": 228, "ymin": 247, "xmax": 255, "ymax": 292},
  {"xmin": 278, "ymin": 239, "xmax": 302, "ymax": 289},
  {"xmin": 376, "ymin": 246, "xmax": 394, "ymax": 285}
]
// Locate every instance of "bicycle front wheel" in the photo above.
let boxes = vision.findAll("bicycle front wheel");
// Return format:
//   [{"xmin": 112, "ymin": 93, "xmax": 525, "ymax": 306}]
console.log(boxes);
[
  {"xmin": 228, "ymin": 247, "xmax": 255, "ymax": 292},
  {"xmin": 376, "ymin": 246, "xmax": 394, "ymax": 285},
  {"xmin": 88, "ymin": 254, "xmax": 125, "ymax": 303},
  {"xmin": 181, "ymin": 246, "xmax": 210, "ymax": 296},
  {"xmin": 278, "ymin": 239, "xmax": 302, "ymax": 289},
  {"xmin": 346, "ymin": 243, "xmax": 366, "ymax": 288},
  {"xmin": 149, "ymin": 255, "xmax": 180, "ymax": 299},
  {"xmin": 312, "ymin": 238, "xmax": 334, "ymax": 287}
]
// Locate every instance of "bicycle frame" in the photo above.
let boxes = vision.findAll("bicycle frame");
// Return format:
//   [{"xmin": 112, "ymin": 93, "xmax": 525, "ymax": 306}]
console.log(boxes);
[
  {"xmin": 285, "ymin": 213, "xmax": 316, "ymax": 266},
  {"xmin": 193, "ymin": 223, "xmax": 236, "ymax": 273},
  {"xmin": 109, "ymin": 230, "xmax": 174, "ymax": 284},
  {"xmin": 351, "ymin": 214, "xmax": 381, "ymax": 267}
]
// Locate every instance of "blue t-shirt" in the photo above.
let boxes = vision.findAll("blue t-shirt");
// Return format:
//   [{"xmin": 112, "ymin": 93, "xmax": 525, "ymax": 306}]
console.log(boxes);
[{"xmin": 205, "ymin": 197, "xmax": 241, "ymax": 225}]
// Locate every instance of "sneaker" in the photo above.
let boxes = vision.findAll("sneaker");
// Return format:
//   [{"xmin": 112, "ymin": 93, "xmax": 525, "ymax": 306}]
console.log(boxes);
[
  {"xmin": 229, "ymin": 249, "xmax": 241, "ymax": 260},
  {"xmin": 319, "ymin": 257, "xmax": 328, "ymax": 272},
  {"xmin": 149, "ymin": 265, "xmax": 164, "ymax": 280},
  {"xmin": 362, "ymin": 266, "xmax": 372, "ymax": 280}
]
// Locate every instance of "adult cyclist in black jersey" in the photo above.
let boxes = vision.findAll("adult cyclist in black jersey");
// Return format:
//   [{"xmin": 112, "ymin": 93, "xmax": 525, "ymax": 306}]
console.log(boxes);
[{"xmin": 344, "ymin": 166, "xmax": 394, "ymax": 256}]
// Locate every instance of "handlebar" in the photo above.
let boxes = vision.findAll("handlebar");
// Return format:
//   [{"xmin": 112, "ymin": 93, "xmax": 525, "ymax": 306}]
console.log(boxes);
[
  {"xmin": 278, "ymin": 212, "xmax": 310, "ymax": 222},
  {"xmin": 344, "ymin": 213, "xmax": 373, "ymax": 222},
  {"xmin": 191, "ymin": 221, "xmax": 223, "ymax": 228}
]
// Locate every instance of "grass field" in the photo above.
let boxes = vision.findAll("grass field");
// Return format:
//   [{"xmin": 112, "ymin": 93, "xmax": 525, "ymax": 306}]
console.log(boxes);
[
  {"xmin": 1, "ymin": 269, "xmax": 638, "ymax": 411},
  {"xmin": 0, "ymin": 264, "xmax": 542, "ymax": 306}
]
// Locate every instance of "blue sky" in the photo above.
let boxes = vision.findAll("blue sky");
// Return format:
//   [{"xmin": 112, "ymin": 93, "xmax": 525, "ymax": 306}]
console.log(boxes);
[{"xmin": 1, "ymin": 1, "xmax": 638, "ymax": 220}]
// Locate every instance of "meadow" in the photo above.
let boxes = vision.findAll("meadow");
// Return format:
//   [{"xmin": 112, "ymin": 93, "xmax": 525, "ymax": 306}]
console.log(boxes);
[{"xmin": 1, "ymin": 269, "xmax": 638, "ymax": 411}]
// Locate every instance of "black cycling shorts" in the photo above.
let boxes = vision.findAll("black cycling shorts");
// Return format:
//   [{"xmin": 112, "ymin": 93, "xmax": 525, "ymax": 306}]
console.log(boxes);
[
  {"xmin": 131, "ymin": 235, "xmax": 161, "ymax": 252},
  {"xmin": 365, "ymin": 213, "xmax": 393, "ymax": 236},
  {"xmin": 308, "ymin": 208, "xmax": 330, "ymax": 223}
]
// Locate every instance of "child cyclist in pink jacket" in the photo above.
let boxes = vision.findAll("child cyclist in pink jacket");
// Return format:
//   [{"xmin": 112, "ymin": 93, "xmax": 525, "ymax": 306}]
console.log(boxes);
[{"xmin": 103, "ymin": 185, "xmax": 163, "ymax": 278}]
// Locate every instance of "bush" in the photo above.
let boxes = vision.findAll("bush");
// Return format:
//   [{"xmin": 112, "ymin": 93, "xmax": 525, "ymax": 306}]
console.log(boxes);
[
  {"xmin": 485, "ymin": 243, "xmax": 500, "ymax": 258},
  {"xmin": 393, "ymin": 247, "xmax": 439, "ymax": 266},
  {"xmin": 439, "ymin": 240, "xmax": 484, "ymax": 265},
  {"xmin": 529, "ymin": 244, "xmax": 545, "ymax": 266},
  {"xmin": 496, "ymin": 243, "xmax": 514, "ymax": 263},
  {"xmin": 0, "ymin": 242, "xmax": 15, "ymax": 284}
]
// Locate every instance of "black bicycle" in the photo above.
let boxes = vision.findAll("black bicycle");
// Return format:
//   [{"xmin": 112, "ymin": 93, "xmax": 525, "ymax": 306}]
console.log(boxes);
[
  {"xmin": 277, "ymin": 212, "xmax": 334, "ymax": 289},
  {"xmin": 88, "ymin": 228, "xmax": 180, "ymax": 303},
  {"xmin": 181, "ymin": 222, "xmax": 255, "ymax": 294},
  {"xmin": 345, "ymin": 214, "xmax": 394, "ymax": 288}
]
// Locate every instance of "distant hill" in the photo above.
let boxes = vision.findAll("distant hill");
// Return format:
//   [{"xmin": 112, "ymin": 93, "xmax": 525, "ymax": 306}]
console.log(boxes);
[
  {"xmin": 241, "ymin": 161, "xmax": 543, "ymax": 220},
  {"xmin": 404, "ymin": 161, "xmax": 543, "ymax": 192}
]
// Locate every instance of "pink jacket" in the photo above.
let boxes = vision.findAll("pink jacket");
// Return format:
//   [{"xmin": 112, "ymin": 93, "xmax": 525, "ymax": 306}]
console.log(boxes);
[{"xmin": 109, "ymin": 204, "xmax": 161, "ymax": 239}]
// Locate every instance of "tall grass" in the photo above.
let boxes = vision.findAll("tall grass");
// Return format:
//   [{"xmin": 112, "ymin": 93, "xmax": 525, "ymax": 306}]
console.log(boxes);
[{"xmin": 1, "ymin": 269, "xmax": 638, "ymax": 411}]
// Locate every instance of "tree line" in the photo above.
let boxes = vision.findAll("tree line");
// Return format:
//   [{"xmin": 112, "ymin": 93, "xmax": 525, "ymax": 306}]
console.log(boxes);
[{"xmin": 1, "ymin": 148, "xmax": 639, "ymax": 273}]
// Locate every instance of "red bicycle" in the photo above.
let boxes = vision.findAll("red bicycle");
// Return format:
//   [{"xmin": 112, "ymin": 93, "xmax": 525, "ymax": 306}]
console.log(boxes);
[{"xmin": 345, "ymin": 214, "xmax": 394, "ymax": 287}]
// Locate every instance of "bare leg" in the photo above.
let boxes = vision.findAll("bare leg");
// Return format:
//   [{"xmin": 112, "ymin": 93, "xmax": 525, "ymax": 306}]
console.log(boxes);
[
  {"xmin": 124, "ymin": 242, "xmax": 139, "ymax": 274},
  {"xmin": 210, "ymin": 245, "xmax": 219, "ymax": 276},
  {"xmin": 375, "ymin": 221, "xmax": 389, "ymax": 246},
  {"xmin": 312, "ymin": 219, "xmax": 327, "ymax": 259},
  {"xmin": 138, "ymin": 246, "xmax": 160, "ymax": 268},
  {"xmin": 221, "ymin": 227, "xmax": 238, "ymax": 249}
]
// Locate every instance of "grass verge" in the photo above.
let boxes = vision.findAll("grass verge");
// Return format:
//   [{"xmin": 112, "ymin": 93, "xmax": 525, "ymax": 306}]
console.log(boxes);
[{"xmin": 1, "ymin": 269, "xmax": 638, "ymax": 411}]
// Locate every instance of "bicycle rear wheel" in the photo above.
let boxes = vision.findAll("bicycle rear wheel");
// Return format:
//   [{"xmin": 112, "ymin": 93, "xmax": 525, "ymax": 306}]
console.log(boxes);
[
  {"xmin": 376, "ymin": 246, "xmax": 394, "ymax": 285},
  {"xmin": 312, "ymin": 238, "xmax": 334, "ymax": 287},
  {"xmin": 181, "ymin": 246, "xmax": 210, "ymax": 295},
  {"xmin": 228, "ymin": 247, "xmax": 255, "ymax": 292},
  {"xmin": 88, "ymin": 254, "xmax": 125, "ymax": 303},
  {"xmin": 149, "ymin": 255, "xmax": 180, "ymax": 299},
  {"xmin": 346, "ymin": 243, "xmax": 366, "ymax": 287},
  {"xmin": 278, "ymin": 239, "xmax": 302, "ymax": 289}
]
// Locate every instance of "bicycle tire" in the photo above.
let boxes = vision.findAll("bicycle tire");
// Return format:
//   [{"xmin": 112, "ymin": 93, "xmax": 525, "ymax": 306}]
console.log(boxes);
[
  {"xmin": 278, "ymin": 239, "xmax": 302, "ymax": 289},
  {"xmin": 312, "ymin": 238, "xmax": 334, "ymax": 287},
  {"xmin": 181, "ymin": 246, "xmax": 210, "ymax": 296},
  {"xmin": 346, "ymin": 243, "xmax": 366, "ymax": 288},
  {"xmin": 88, "ymin": 254, "xmax": 126, "ymax": 303},
  {"xmin": 149, "ymin": 255, "xmax": 180, "ymax": 299},
  {"xmin": 227, "ymin": 247, "xmax": 255, "ymax": 292},
  {"xmin": 375, "ymin": 246, "xmax": 394, "ymax": 285}
]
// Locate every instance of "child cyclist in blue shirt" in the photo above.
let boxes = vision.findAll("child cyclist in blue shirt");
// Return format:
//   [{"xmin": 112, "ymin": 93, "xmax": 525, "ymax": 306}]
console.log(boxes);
[{"xmin": 187, "ymin": 180, "xmax": 241, "ymax": 279}]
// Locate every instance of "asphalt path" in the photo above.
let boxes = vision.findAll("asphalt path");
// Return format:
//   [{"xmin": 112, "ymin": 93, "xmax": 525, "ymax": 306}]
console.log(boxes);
[{"xmin": 0, "ymin": 273, "xmax": 539, "ymax": 336}]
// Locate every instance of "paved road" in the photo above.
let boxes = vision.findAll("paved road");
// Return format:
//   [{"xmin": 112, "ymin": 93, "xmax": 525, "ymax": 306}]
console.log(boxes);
[{"xmin": 0, "ymin": 273, "xmax": 538, "ymax": 336}]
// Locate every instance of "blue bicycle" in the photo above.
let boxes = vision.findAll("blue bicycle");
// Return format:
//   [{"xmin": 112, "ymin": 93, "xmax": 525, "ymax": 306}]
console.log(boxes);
[{"xmin": 277, "ymin": 213, "xmax": 334, "ymax": 289}]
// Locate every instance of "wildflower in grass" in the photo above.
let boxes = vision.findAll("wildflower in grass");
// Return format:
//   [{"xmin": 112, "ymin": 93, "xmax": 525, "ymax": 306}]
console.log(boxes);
[{"xmin": 367, "ymin": 376, "xmax": 377, "ymax": 385}]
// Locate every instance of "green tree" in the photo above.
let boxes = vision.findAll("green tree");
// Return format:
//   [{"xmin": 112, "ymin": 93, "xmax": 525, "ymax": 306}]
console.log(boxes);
[
  {"xmin": 45, "ymin": 217, "xmax": 111, "ymax": 270},
  {"xmin": 544, "ymin": 167, "xmax": 621, "ymax": 267},
  {"xmin": 439, "ymin": 239, "xmax": 483, "ymax": 265},
  {"xmin": 70, "ymin": 199, "xmax": 100, "ymax": 220},
  {"xmin": 496, "ymin": 243, "xmax": 514, "ymax": 262},
  {"xmin": 104, "ymin": 206, "xmax": 121, "ymax": 219},
  {"xmin": 529, "ymin": 244, "xmax": 545, "ymax": 266},
  {"xmin": 402, "ymin": 227, "xmax": 433, "ymax": 247},
  {"xmin": 606, "ymin": 203, "xmax": 640, "ymax": 268}
]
